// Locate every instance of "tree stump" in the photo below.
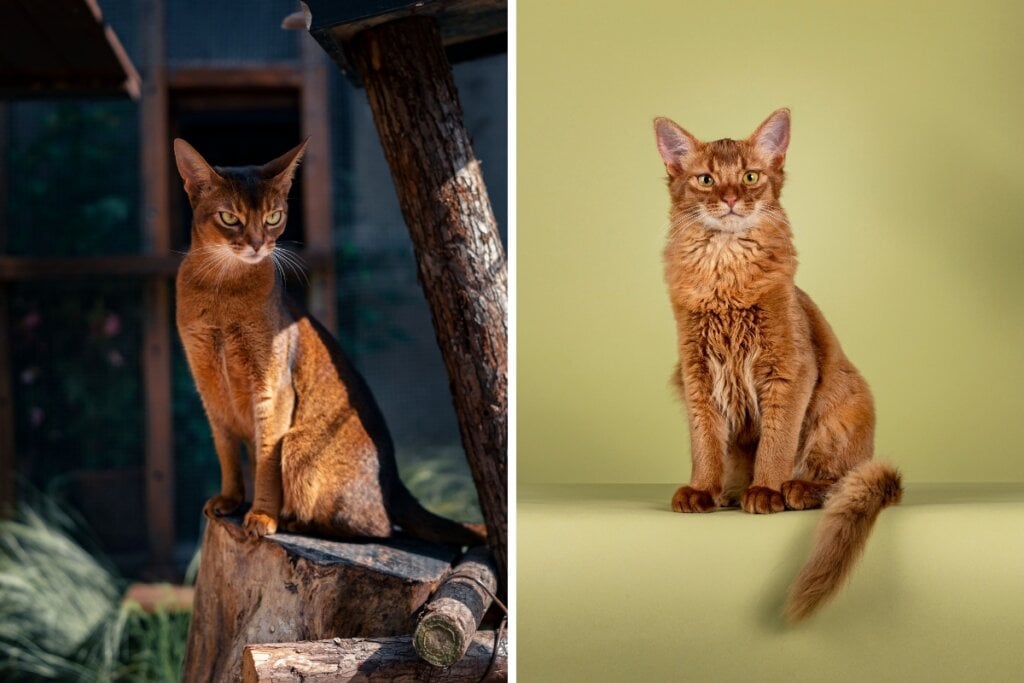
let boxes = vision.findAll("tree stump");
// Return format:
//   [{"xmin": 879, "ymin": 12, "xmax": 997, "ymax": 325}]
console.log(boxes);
[
  {"xmin": 183, "ymin": 513, "xmax": 460, "ymax": 683},
  {"xmin": 242, "ymin": 632, "xmax": 508, "ymax": 682}
]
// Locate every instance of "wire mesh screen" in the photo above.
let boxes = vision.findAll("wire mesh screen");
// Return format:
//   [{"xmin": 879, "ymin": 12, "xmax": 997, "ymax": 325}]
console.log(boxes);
[
  {"xmin": 166, "ymin": 0, "xmax": 299, "ymax": 64},
  {"xmin": 7, "ymin": 281, "xmax": 146, "ymax": 550},
  {"xmin": 4, "ymin": 101, "xmax": 140, "ymax": 256}
]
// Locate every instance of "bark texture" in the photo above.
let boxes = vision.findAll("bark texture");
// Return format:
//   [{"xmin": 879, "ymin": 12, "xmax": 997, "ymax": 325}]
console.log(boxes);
[
  {"xmin": 242, "ymin": 632, "xmax": 508, "ymax": 682},
  {"xmin": 414, "ymin": 546, "xmax": 497, "ymax": 666},
  {"xmin": 349, "ymin": 16, "xmax": 508, "ymax": 583},
  {"xmin": 183, "ymin": 513, "xmax": 458, "ymax": 683}
]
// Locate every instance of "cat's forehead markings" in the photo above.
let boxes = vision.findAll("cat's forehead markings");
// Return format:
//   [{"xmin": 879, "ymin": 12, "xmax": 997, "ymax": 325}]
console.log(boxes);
[{"xmin": 707, "ymin": 138, "xmax": 742, "ymax": 166}]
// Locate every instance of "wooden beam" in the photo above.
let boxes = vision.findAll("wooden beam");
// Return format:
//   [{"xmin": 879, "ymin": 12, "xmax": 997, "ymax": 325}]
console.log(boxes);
[
  {"xmin": 299, "ymin": 32, "xmax": 336, "ymax": 331},
  {"xmin": 139, "ymin": 0, "xmax": 175, "ymax": 578},
  {"xmin": 167, "ymin": 64, "xmax": 303, "ymax": 90},
  {"xmin": 0, "ymin": 254, "xmax": 182, "ymax": 281},
  {"xmin": 349, "ymin": 17, "xmax": 508, "ymax": 584}
]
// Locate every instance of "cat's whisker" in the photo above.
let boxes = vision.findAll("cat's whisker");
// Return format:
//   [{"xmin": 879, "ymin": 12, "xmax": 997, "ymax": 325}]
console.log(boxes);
[{"xmin": 273, "ymin": 247, "xmax": 310, "ymax": 288}]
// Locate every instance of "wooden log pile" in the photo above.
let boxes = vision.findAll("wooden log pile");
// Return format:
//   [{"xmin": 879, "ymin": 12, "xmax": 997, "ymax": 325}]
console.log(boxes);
[{"xmin": 183, "ymin": 513, "xmax": 461, "ymax": 682}]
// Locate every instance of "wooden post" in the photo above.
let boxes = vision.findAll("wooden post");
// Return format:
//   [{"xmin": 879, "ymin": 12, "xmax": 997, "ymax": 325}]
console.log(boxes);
[
  {"xmin": 349, "ymin": 15, "xmax": 508, "ymax": 585},
  {"xmin": 299, "ymin": 31, "xmax": 337, "ymax": 332},
  {"xmin": 139, "ymin": 0, "xmax": 175, "ymax": 576},
  {"xmin": 243, "ymin": 631, "xmax": 508, "ymax": 682},
  {"xmin": 183, "ymin": 513, "xmax": 459, "ymax": 683},
  {"xmin": 414, "ymin": 546, "xmax": 498, "ymax": 667}
]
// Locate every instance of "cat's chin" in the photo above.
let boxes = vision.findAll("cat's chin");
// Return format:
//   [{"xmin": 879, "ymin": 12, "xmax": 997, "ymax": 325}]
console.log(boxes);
[
  {"xmin": 233, "ymin": 250, "xmax": 271, "ymax": 265},
  {"xmin": 701, "ymin": 214, "xmax": 754, "ymax": 234}
]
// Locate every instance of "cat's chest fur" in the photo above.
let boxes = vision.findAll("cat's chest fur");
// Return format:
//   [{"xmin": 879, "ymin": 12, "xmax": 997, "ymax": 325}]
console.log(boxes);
[
  {"xmin": 176, "ymin": 280, "xmax": 293, "ymax": 437},
  {"xmin": 665, "ymin": 225, "xmax": 796, "ymax": 430}
]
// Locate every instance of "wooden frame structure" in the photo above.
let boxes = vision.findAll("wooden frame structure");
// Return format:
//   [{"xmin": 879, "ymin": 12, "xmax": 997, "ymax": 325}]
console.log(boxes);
[{"xmin": 0, "ymin": 0, "xmax": 335, "ymax": 576}]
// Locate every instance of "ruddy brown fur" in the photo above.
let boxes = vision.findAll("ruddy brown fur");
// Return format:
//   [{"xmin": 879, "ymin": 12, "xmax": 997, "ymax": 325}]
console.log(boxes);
[
  {"xmin": 654, "ymin": 109, "xmax": 901, "ymax": 621},
  {"xmin": 173, "ymin": 138, "xmax": 484, "ymax": 547}
]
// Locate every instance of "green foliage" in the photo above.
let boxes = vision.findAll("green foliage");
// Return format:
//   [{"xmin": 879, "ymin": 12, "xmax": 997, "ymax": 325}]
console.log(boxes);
[
  {"xmin": 9, "ymin": 282, "xmax": 143, "ymax": 477},
  {"xmin": 399, "ymin": 445, "xmax": 483, "ymax": 523},
  {"xmin": 5, "ymin": 102, "xmax": 138, "ymax": 257},
  {"xmin": 0, "ymin": 500, "xmax": 190, "ymax": 682}
]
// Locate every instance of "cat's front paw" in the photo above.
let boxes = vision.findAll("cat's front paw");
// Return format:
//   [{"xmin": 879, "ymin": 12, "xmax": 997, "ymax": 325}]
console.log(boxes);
[
  {"xmin": 741, "ymin": 486, "xmax": 785, "ymax": 514},
  {"xmin": 203, "ymin": 494, "xmax": 243, "ymax": 518},
  {"xmin": 243, "ymin": 510, "xmax": 278, "ymax": 539},
  {"xmin": 671, "ymin": 486, "xmax": 716, "ymax": 513}
]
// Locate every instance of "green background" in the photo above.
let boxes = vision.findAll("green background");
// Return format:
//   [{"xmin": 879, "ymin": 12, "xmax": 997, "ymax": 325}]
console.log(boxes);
[{"xmin": 518, "ymin": 0, "xmax": 1024, "ymax": 484}]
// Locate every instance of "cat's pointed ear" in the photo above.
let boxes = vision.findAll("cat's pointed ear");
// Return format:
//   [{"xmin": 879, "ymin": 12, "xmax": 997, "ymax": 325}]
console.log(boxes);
[
  {"xmin": 261, "ymin": 138, "xmax": 309, "ymax": 193},
  {"xmin": 751, "ymin": 108, "xmax": 791, "ymax": 168},
  {"xmin": 654, "ymin": 117, "xmax": 697, "ymax": 176},
  {"xmin": 173, "ymin": 139, "xmax": 220, "ymax": 196}
]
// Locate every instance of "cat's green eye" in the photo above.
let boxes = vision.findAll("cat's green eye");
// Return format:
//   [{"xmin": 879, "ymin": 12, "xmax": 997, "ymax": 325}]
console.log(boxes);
[
  {"xmin": 265, "ymin": 211, "xmax": 283, "ymax": 226},
  {"xmin": 696, "ymin": 174, "xmax": 715, "ymax": 187},
  {"xmin": 219, "ymin": 212, "xmax": 240, "ymax": 227},
  {"xmin": 743, "ymin": 171, "xmax": 760, "ymax": 185}
]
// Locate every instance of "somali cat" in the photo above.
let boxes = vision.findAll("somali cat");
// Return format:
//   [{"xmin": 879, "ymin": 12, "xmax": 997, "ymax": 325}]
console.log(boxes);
[
  {"xmin": 172, "ymin": 138, "xmax": 484, "ymax": 547},
  {"xmin": 654, "ymin": 109, "xmax": 901, "ymax": 621}
]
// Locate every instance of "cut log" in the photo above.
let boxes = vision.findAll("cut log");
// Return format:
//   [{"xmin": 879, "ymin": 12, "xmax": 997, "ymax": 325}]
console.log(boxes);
[
  {"xmin": 183, "ymin": 512, "xmax": 459, "ymax": 683},
  {"xmin": 242, "ymin": 631, "xmax": 508, "ymax": 682},
  {"xmin": 414, "ymin": 546, "xmax": 498, "ymax": 666},
  {"xmin": 348, "ymin": 16, "xmax": 508, "ymax": 584}
]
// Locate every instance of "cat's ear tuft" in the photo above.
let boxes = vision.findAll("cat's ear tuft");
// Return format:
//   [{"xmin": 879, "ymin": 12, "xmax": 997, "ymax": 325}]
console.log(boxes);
[
  {"xmin": 654, "ymin": 117, "xmax": 697, "ymax": 176},
  {"xmin": 173, "ymin": 139, "xmax": 219, "ymax": 196},
  {"xmin": 751, "ymin": 108, "xmax": 791, "ymax": 168},
  {"xmin": 262, "ymin": 138, "xmax": 309, "ymax": 193}
]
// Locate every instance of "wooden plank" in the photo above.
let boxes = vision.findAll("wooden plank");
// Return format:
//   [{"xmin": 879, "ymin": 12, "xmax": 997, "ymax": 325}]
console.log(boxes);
[
  {"xmin": 299, "ymin": 32, "xmax": 336, "ymax": 331},
  {"xmin": 305, "ymin": 0, "xmax": 506, "ymax": 82},
  {"xmin": 139, "ymin": 0, "xmax": 175, "ymax": 578},
  {"xmin": 167, "ymin": 65, "xmax": 303, "ymax": 90},
  {"xmin": 0, "ymin": 254, "xmax": 182, "ymax": 281},
  {"xmin": 0, "ymin": 0, "xmax": 140, "ymax": 99}
]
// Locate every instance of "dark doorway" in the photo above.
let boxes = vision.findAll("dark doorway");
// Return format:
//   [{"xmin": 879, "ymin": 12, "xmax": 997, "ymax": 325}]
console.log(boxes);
[{"xmin": 168, "ymin": 88, "xmax": 306, "ymax": 267}]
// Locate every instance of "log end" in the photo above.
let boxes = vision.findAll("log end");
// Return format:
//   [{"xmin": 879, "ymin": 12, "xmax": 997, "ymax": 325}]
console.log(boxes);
[{"xmin": 414, "ymin": 613, "xmax": 467, "ymax": 667}]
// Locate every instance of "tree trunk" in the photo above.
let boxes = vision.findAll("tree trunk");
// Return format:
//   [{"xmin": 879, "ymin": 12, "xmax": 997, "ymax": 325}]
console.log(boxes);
[
  {"xmin": 242, "ymin": 632, "xmax": 508, "ymax": 682},
  {"xmin": 183, "ymin": 513, "xmax": 459, "ymax": 683},
  {"xmin": 414, "ymin": 546, "xmax": 498, "ymax": 666},
  {"xmin": 349, "ymin": 16, "xmax": 508, "ymax": 584}
]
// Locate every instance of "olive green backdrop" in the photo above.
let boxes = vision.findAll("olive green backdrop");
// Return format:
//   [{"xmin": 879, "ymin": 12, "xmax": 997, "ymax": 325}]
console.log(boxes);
[{"xmin": 518, "ymin": 0, "xmax": 1024, "ymax": 484}]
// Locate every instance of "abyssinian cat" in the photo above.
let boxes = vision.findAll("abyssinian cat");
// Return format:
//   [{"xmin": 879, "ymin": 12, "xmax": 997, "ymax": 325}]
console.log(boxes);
[
  {"xmin": 172, "ymin": 138, "xmax": 484, "ymax": 547},
  {"xmin": 654, "ymin": 109, "xmax": 901, "ymax": 621}
]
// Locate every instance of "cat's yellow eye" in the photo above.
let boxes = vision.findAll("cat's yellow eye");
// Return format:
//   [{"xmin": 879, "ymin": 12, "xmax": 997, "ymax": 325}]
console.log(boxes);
[
  {"xmin": 696, "ymin": 174, "xmax": 715, "ymax": 187},
  {"xmin": 219, "ymin": 212, "xmax": 240, "ymax": 227},
  {"xmin": 265, "ymin": 211, "xmax": 283, "ymax": 226},
  {"xmin": 743, "ymin": 171, "xmax": 760, "ymax": 185}
]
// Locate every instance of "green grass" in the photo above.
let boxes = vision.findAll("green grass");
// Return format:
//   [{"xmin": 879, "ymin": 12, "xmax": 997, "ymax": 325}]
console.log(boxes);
[
  {"xmin": 0, "ymin": 499, "xmax": 188, "ymax": 682},
  {"xmin": 398, "ymin": 445, "xmax": 484, "ymax": 523}
]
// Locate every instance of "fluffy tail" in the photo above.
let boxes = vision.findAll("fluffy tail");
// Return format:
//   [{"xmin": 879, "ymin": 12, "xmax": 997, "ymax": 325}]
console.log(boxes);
[
  {"xmin": 391, "ymin": 483, "xmax": 488, "ymax": 547},
  {"xmin": 785, "ymin": 460, "xmax": 902, "ymax": 622}
]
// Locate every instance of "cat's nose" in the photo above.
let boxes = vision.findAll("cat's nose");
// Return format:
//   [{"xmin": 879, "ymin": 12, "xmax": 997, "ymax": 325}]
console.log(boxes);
[
  {"xmin": 249, "ymin": 238, "xmax": 264, "ymax": 252},
  {"xmin": 723, "ymin": 194, "xmax": 738, "ymax": 208}
]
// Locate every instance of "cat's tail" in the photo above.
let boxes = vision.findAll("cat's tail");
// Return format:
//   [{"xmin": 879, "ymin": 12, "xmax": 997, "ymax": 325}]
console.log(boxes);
[
  {"xmin": 785, "ymin": 460, "xmax": 902, "ymax": 622},
  {"xmin": 391, "ymin": 483, "xmax": 488, "ymax": 547}
]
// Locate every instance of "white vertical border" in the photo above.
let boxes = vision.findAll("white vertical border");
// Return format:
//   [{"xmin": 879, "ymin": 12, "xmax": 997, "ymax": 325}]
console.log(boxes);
[{"xmin": 506, "ymin": 0, "xmax": 517, "ymax": 680}]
